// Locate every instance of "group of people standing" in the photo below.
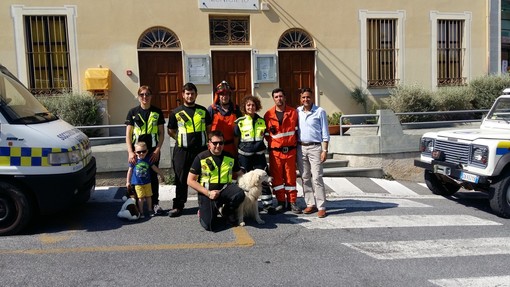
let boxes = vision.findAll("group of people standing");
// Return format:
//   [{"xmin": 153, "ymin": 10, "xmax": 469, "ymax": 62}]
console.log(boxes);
[{"xmin": 125, "ymin": 81, "xmax": 330, "ymax": 231}]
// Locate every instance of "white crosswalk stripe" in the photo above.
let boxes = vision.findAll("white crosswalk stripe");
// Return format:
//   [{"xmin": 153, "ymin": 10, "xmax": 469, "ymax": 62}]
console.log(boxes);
[
  {"xmin": 370, "ymin": 178, "xmax": 421, "ymax": 197},
  {"xmin": 292, "ymin": 214, "xmax": 500, "ymax": 229},
  {"xmin": 342, "ymin": 237, "xmax": 510, "ymax": 260},
  {"xmin": 429, "ymin": 276, "xmax": 510, "ymax": 287},
  {"xmin": 324, "ymin": 177, "xmax": 364, "ymax": 196}
]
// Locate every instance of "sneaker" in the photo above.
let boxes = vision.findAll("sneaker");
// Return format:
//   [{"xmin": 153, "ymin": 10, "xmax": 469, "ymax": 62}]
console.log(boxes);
[
  {"xmin": 290, "ymin": 203, "xmax": 302, "ymax": 214},
  {"xmin": 168, "ymin": 208, "xmax": 182, "ymax": 218},
  {"xmin": 263, "ymin": 205, "xmax": 276, "ymax": 215},
  {"xmin": 153, "ymin": 205, "xmax": 168, "ymax": 216},
  {"xmin": 275, "ymin": 201, "xmax": 286, "ymax": 213},
  {"xmin": 140, "ymin": 214, "xmax": 145, "ymax": 219},
  {"xmin": 149, "ymin": 211, "xmax": 155, "ymax": 217}
]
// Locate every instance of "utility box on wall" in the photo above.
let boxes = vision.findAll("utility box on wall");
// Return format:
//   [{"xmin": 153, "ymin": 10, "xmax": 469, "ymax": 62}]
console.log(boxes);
[
  {"xmin": 85, "ymin": 68, "xmax": 111, "ymax": 98},
  {"xmin": 84, "ymin": 68, "xmax": 112, "ymax": 137}
]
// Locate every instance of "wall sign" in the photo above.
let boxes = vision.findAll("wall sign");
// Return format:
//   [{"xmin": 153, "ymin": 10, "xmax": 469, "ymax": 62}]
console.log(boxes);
[
  {"xmin": 186, "ymin": 55, "xmax": 211, "ymax": 84},
  {"xmin": 198, "ymin": 0, "xmax": 260, "ymax": 10},
  {"xmin": 254, "ymin": 54, "xmax": 277, "ymax": 83}
]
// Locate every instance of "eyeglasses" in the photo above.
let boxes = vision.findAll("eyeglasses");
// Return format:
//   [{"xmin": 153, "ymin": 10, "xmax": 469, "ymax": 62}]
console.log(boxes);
[
  {"xmin": 210, "ymin": 141, "xmax": 224, "ymax": 146},
  {"xmin": 139, "ymin": 93, "xmax": 151, "ymax": 97},
  {"xmin": 135, "ymin": 150, "xmax": 147, "ymax": 154}
]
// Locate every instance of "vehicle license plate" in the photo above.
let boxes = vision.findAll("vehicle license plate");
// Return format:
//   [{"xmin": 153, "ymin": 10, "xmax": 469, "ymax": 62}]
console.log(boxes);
[{"xmin": 460, "ymin": 172, "xmax": 479, "ymax": 183}]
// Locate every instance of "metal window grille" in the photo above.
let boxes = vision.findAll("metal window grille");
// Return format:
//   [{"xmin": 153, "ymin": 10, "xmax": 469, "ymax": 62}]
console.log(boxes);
[
  {"xmin": 25, "ymin": 15, "xmax": 71, "ymax": 95},
  {"xmin": 209, "ymin": 17, "xmax": 249, "ymax": 45},
  {"xmin": 437, "ymin": 20, "xmax": 466, "ymax": 86},
  {"xmin": 278, "ymin": 28, "xmax": 313, "ymax": 49},
  {"xmin": 367, "ymin": 19, "xmax": 398, "ymax": 88},
  {"xmin": 138, "ymin": 27, "xmax": 180, "ymax": 49}
]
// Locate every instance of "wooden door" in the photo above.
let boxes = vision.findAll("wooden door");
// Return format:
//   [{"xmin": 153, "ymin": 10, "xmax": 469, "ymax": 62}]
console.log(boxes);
[
  {"xmin": 211, "ymin": 51, "xmax": 251, "ymax": 107},
  {"xmin": 138, "ymin": 51, "xmax": 183, "ymax": 117},
  {"xmin": 278, "ymin": 50, "xmax": 315, "ymax": 108}
]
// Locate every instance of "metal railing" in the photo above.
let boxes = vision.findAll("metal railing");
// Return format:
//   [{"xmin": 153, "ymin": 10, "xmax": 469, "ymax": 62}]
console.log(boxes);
[
  {"xmin": 76, "ymin": 109, "xmax": 490, "ymax": 140},
  {"xmin": 75, "ymin": 124, "xmax": 125, "ymax": 141},
  {"xmin": 338, "ymin": 109, "xmax": 489, "ymax": 135}
]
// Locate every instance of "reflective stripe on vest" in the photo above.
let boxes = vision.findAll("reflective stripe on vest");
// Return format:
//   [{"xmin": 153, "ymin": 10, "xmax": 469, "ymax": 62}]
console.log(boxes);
[
  {"xmin": 199, "ymin": 155, "xmax": 234, "ymax": 185},
  {"xmin": 132, "ymin": 111, "xmax": 160, "ymax": 147},
  {"xmin": 176, "ymin": 108, "xmax": 207, "ymax": 148}
]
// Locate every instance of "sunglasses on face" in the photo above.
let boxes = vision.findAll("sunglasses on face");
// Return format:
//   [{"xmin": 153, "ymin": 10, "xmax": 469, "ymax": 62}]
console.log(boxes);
[
  {"xmin": 210, "ymin": 141, "xmax": 224, "ymax": 146},
  {"xmin": 139, "ymin": 93, "xmax": 151, "ymax": 97},
  {"xmin": 135, "ymin": 150, "xmax": 147, "ymax": 154}
]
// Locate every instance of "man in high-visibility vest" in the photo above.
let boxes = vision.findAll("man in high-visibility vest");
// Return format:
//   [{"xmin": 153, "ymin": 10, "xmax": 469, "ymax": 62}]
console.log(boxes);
[
  {"xmin": 167, "ymin": 82, "xmax": 212, "ymax": 217},
  {"xmin": 264, "ymin": 88, "xmax": 302, "ymax": 214},
  {"xmin": 187, "ymin": 130, "xmax": 245, "ymax": 231}
]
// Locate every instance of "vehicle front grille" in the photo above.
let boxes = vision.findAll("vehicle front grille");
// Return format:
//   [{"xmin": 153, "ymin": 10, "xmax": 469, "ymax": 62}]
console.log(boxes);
[{"xmin": 435, "ymin": 140, "xmax": 470, "ymax": 165}]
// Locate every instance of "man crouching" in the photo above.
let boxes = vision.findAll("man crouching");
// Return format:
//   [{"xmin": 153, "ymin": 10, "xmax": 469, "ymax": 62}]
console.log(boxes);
[{"xmin": 187, "ymin": 130, "xmax": 245, "ymax": 231}]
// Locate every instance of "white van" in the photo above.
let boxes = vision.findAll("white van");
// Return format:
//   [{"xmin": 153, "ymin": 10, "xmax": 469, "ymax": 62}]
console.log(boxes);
[{"xmin": 0, "ymin": 64, "xmax": 96, "ymax": 235}]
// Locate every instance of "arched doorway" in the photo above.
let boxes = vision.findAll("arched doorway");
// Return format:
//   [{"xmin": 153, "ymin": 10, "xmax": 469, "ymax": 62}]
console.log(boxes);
[
  {"xmin": 138, "ymin": 27, "xmax": 183, "ymax": 117},
  {"xmin": 278, "ymin": 28, "xmax": 315, "ymax": 108}
]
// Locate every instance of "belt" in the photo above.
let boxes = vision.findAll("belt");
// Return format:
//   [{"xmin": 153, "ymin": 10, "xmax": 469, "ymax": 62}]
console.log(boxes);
[
  {"xmin": 298, "ymin": 142, "xmax": 321, "ymax": 146},
  {"xmin": 268, "ymin": 146, "xmax": 296, "ymax": 153}
]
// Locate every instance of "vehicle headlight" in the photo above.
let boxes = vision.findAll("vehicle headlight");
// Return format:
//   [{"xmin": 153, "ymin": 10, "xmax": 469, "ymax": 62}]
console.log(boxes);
[
  {"xmin": 420, "ymin": 137, "xmax": 435, "ymax": 155},
  {"xmin": 49, "ymin": 150, "xmax": 82, "ymax": 165},
  {"xmin": 470, "ymin": 145, "xmax": 488, "ymax": 167}
]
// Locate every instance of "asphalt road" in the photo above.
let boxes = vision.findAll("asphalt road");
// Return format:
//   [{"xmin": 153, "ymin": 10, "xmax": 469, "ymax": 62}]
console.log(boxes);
[{"xmin": 1, "ymin": 177, "xmax": 510, "ymax": 287}]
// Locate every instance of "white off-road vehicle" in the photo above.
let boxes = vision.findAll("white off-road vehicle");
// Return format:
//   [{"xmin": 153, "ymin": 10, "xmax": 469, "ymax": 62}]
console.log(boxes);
[{"xmin": 414, "ymin": 89, "xmax": 510, "ymax": 218}]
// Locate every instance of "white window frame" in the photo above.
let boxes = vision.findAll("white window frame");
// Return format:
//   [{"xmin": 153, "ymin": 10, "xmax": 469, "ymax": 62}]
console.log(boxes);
[
  {"xmin": 10, "ymin": 5, "xmax": 79, "ymax": 90},
  {"xmin": 430, "ymin": 11, "xmax": 472, "ymax": 90},
  {"xmin": 359, "ymin": 10, "xmax": 405, "ymax": 95}
]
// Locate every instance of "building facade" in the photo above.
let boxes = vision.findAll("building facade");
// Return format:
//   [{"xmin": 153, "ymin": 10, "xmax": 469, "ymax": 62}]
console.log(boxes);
[{"xmin": 0, "ymin": 0, "xmax": 501, "ymax": 124}]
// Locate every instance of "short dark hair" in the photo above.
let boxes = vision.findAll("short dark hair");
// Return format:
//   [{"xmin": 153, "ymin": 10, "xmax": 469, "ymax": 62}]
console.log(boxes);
[
  {"xmin": 240, "ymin": 95, "xmax": 262, "ymax": 114},
  {"xmin": 208, "ymin": 130, "xmax": 224, "ymax": 140},
  {"xmin": 271, "ymin": 88, "xmax": 285, "ymax": 97},
  {"xmin": 300, "ymin": 87, "xmax": 313, "ymax": 94},
  {"xmin": 182, "ymin": 82, "xmax": 197, "ymax": 93}
]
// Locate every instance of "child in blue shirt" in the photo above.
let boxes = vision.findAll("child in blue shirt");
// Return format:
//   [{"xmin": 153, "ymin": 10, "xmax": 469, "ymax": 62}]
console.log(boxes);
[{"xmin": 126, "ymin": 142, "xmax": 165, "ymax": 218}]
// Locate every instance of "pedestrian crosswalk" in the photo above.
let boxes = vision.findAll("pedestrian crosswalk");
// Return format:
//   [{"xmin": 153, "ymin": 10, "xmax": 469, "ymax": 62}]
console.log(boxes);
[
  {"xmin": 92, "ymin": 177, "xmax": 509, "ymax": 286},
  {"xmin": 91, "ymin": 177, "xmax": 440, "ymax": 203}
]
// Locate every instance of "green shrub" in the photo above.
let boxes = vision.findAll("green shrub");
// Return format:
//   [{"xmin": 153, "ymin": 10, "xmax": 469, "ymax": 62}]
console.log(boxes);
[
  {"xmin": 385, "ymin": 84, "xmax": 436, "ymax": 122},
  {"xmin": 37, "ymin": 92, "xmax": 103, "ymax": 137},
  {"xmin": 433, "ymin": 86, "xmax": 476, "ymax": 120},
  {"xmin": 469, "ymin": 74, "xmax": 510, "ymax": 109}
]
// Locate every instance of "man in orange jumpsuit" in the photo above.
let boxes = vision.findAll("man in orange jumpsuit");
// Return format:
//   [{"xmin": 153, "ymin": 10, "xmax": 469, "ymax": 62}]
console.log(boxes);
[{"xmin": 264, "ymin": 88, "xmax": 302, "ymax": 214}]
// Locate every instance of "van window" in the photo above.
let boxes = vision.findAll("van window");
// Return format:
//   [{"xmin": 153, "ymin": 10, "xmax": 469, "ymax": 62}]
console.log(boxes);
[{"xmin": 0, "ymin": 69, "xmax": 57, "ymax": 124}]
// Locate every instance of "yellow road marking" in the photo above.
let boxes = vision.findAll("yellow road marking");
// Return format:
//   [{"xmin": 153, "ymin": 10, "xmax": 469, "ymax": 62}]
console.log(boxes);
[{"xmin": 1, "ymin": 226, "xmax": 254, "ymax": 255}]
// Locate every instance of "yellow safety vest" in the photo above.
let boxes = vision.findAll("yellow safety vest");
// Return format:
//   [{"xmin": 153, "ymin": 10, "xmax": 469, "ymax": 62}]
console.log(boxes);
[
  {"xmin": 199, "ymin": 155, "xmax": 234, "ymax": 187},
  {"xmin": 176, "ymin": 108, "xmax": 207, "ymax": 148},
  {"xmin": 132, "ymin": 110, "xmax": 161, "ymax": 148},
  {"xmin": 236, "ymin": 115, "xmax": 266, "ymax": 143}
]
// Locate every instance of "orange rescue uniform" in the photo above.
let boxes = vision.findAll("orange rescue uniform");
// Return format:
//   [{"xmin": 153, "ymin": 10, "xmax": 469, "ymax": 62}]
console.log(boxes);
[{"xmin": 264, "ymin": 105, "xmax": 299, "ymax": 203}]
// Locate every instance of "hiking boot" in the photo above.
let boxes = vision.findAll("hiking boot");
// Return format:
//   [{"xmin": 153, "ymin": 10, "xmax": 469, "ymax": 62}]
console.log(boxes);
[
  {"xmin": 275, "ymin": 201, "xmax": 286, "ymax": 213},
  {"xmin": 290, "ymin": 203, "xmax": 302, "ymax": 214}
]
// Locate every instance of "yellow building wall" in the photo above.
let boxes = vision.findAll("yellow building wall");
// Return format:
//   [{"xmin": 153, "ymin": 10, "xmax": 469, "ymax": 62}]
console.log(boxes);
[{"xmin": 0, "ymin": 0, "xmax": 490, "ymax": 124}]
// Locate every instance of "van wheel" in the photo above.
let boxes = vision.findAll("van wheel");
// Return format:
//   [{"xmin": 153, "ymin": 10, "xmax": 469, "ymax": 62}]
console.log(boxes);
[
  {"xmin": 489, "ymin": 170, "xmax": 510, "ymax": 218},
  {"xmin": 0, "ymin": 183, "xmax": 32, "ymax": 235},
  {"xmin": 424, "ymin": 170, "xmax": 460, "ymax": 196}
]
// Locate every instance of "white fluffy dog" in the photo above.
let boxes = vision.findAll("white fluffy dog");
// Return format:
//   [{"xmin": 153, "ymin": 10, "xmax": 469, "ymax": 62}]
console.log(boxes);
[{"xmin": 236, "ymin": 169, "xmax": 271, "ymax": 226}]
